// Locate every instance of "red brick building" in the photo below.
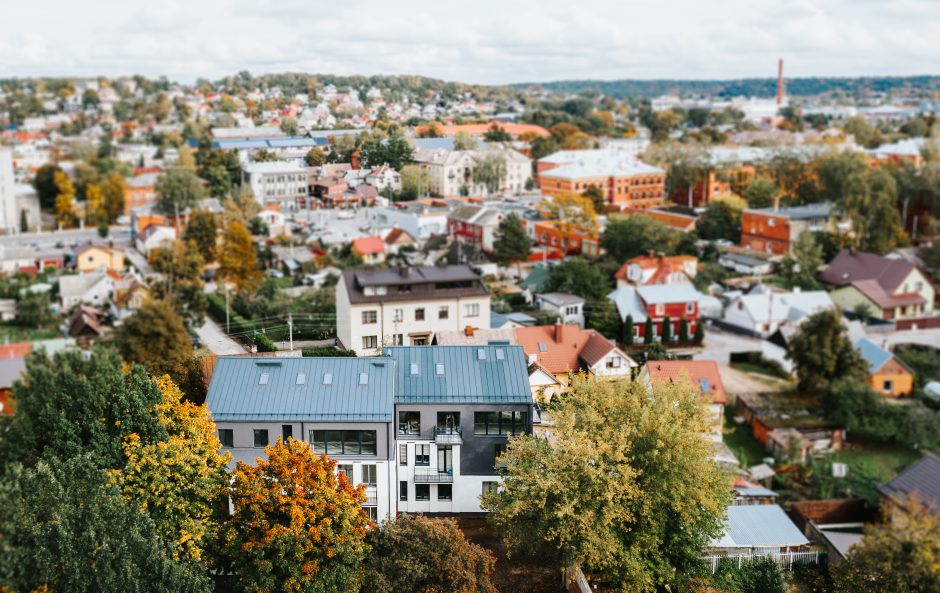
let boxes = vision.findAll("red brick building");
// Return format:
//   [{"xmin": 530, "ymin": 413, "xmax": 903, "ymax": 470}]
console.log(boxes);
[{"xmin": 740, "ymin": 202, "xmax": 835, "ymax": 256}]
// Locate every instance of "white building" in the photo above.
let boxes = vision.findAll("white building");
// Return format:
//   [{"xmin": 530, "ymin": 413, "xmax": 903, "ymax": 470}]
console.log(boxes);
[
  {"xmin": 0, "ymin": 148, "xmax": 18, "ymax": 233},
  {"xmin": 336, "ymin": 266, "xmax": 492, "ymax": 356},
  {"xmin": 241, "ymin": 161, "xmax": 309, "ymax": 206},
  {"xmin": 59, "ymin": 270, "xmax": 115, "ymax": 310},
  {"xmin": 413, "ymin": 147, "xmax": 531, "ymax": 198},
  {"xmin": 537, "ymin": 292, "xmax": 586, "ymax": 328},
  {"xmin": 723, "ymin": 289, "xmax": 835, "ymax": 338}
]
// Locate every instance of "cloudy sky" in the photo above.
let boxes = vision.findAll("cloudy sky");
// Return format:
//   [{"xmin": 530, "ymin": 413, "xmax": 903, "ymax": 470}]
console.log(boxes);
[{"xmin": 1, "ymin": 0, "xmax": 937, "ymax": 84}]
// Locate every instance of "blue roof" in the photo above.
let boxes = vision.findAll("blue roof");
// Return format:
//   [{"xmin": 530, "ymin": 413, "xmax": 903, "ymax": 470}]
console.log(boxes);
[
  {"xmin": 854, "ymin": 338, "xmax": 894, "ymax": 373},
  {"xmin": 490, "ymin": 311, "xmax": 536, "ymax": 329},
  {"xmin": 719, "ymin": 504, "xmax": 809, "ymax": 548},
  {"xmin": 384, "ymin": 345, "xmax": 531, "ymax": 404},
  {"xmin": 212, "ymin": 136, "xmax": 328, "ymax": 150},
  {"xmin": 206, "ymin": 357, "xmax": 394, "ymax": 422}
]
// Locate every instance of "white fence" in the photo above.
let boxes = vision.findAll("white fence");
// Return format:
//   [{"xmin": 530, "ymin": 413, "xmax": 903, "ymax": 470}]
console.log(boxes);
[{"xmin": 704, "ymin": 550, "xmax": 821, "ymax": 572}]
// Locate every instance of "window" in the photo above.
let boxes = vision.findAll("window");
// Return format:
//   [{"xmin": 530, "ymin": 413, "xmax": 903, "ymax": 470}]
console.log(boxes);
[
  {"xmin": 399, "ymin": 411, "xmax": 421, "ymax": 435},
  {"xmin": 410, "ymin": 363, "xmax": 419, "ymax": 375},
  {"xmin": 565, "ymin": 306, "xmax": 579, "ymax": 316},
  {"xmin": 393, "ymin": 308, "xmax": 403, "ymax": 322},
  {"xmin": 438, "ymin": 306, "xmax": 449, "ymax": 320},
  {"xmin": 399, "ymin": 444, "xmax": 408, "ymax": 465},
  {"xmin": 392, "ymin": 333, "xmax": 404, "ymax": 345},
  {"xmin": 415, "ymin": 444, "xmax": 430, "ymax": 466},
  {"xmin": 474, "ymin": 411, "xmax": 528, "ymax": 436},
  {"xmin": 686, "ymin": 302, "xmax": 695, "ymax": 314},
  {"xmin": 282, "ymin": 425, "xmax": 293, "ymax": 442},
  {"xmin": 478, "ymin": 348, "xmax": 487, "ymax": 360},
  {"xmin": 437, "ymin": 446, "xmax": 453, "ymax": 472},
  {"xmin": 363, "ymin": 506, "xmax": 378, "ymax": 521},
  {"xmin": 253, "ymin": 429, "xmax": 269, "ymax": 448},
  {"xmin": 218, "ymin": 429, "xmax": 233, "ymax": 447},
  {"xmin": 494, "ymin": 443, "xmax": 506, "ymax": 466},
  {"xmin": 437, "ymin": 411, "xmax": 460, "ymax": 433},
  {"xmin": 399, "ymin": 481, "xmax": 408, "ymax": 501},
  {"xmin": 415, "ymin": 484, "xmax": 430, "ymax": 501},
  {"xmin": 437, "ymin": 484, "xmax": 453, "ymax": 500},
  {"xmin": 883, "ymin": 380, "xmax": 893, "ymax": 393},
  {"xmin": 362, "ymin": 310, "xmax": 377, "ymax": 324},
  {"xmin": 482, "ymin": 481, "xmax": 499, "ymax": 495},
  {"xmin": 465, "ymin": 303, "xmax": 480, "ymax": 317},
  {"xmin": 538, "ymin": 342, "xmax": 548, "ymax": 353},
  {"xmin": 495, "ymin": 348, "xmax": 505, "ymax": 360},
  {"xmin": 337, "ymin": 464, "xmax": 353, "ymax": 479},
  {"xmin": 415, "ymin": 308, "xmax": 425, "ymax": 321},
  {"xmin": 606, "ymin": 356, "xmax": 621, "ymax": 369},
  {"xmin": 362, "ymin": 336, "xmax": 378, "ymax": 350},
  {"xmin": 362, "ymin": 464, "xmax": 377, "ymax": 487},
  {"xmin": 398, "ymin": 284, "xmax": 412, "ymax": 294},
  {"xmin": 259, "ymin": 373, "xmax": 270, "ymax": 385},
  {"xmin": 309, "ymin": 430, "xmax": 377, "ymax": 455}
]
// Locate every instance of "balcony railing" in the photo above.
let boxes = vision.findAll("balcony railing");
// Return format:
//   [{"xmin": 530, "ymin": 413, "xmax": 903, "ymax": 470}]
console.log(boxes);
[
  {"xmin": 414, "ymin": 468, "xmax": 454, "ymax": 483},
  {"xmin": 363, "ymin": 486, "xmax": 378, "ymax": 506},
  {"xmin": 703, "ymin": 550, "xmax": 821, "ymax": 573},
  {"xmin": 435, "ymin": 426, "xmax": 462, "ymax": 445}
]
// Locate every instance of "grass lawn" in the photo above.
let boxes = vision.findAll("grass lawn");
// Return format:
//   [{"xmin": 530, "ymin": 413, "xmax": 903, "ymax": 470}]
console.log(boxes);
[
  {"xmin": 723, "ymin": 404, "xmax": 767, "ymax": 467},
  {"xmin": 831, "ymin": 437, "xmax": 921, "ymax": 485},
  {"xmin": 730, "ymin": 361, "xmax": 787, "ymax": 380},
  {"xmin": 456, "ymin": 517, "xmax": 560, "ymax": 593},
  {"xmin": 0, "ymin": 325, "xmax": 61, "ymax": 342}
]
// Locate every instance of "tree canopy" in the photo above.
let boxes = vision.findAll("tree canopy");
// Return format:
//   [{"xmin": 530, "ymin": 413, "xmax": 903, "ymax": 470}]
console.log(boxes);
[
  {"xmin": 786, "ymin": 308, "xmax": 868, "ymax": 396},
  {"xmin": 155, "ymin": 167, "xmax": 206, "ymax": 215},
  {"xmin": 542, "ymin": 258, "xmax": 610, "ymax": 302},
  {"xmin": 491, "ymin": 213, "xmax": 531, "ymax": 267}
]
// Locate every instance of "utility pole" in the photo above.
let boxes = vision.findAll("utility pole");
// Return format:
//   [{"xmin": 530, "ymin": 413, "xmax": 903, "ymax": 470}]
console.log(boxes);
[{"xmin": 288, "ymin": 312, "xmax": 294, "ymax": 351}]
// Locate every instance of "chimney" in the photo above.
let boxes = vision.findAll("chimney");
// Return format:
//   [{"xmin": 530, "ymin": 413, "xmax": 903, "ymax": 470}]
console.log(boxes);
[
  {"xmin": 465, "ymin": 325, "xmax": 474, "ymax": 337},
  {"xmin": 554, "ymin": 322, "xmax": 562, "ymax": 342},
  {"xmin": 776, "ymin": 58, "xmax": 785, "ymax": 106},
  {"xmin": 772, "ymin": 195, "xmax": 781, "ymax": 213}
]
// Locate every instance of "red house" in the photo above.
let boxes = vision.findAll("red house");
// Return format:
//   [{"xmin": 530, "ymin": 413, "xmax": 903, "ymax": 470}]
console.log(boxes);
[{"xmin": 607, "ymin": 283, "xmax": 702, "ymax": 342}]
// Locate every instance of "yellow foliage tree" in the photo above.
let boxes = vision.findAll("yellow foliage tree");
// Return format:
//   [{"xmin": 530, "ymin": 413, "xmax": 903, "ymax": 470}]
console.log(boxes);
[
  {"xmin": 53, "ymin": 170, "xmax": 78, "ymax": 228},
  {"xmin": 541, "ymin": 191, "xmax": 599, "ymax": 234},
  {"xmin": 85, "ymin": 183, "xmax": 104, "ymax": 225},
  {"xmin": 114, "ymin": 375, "xmax": 230, "ymax": 562},
  {"xmin": 218, "ymin": 220, "xmax": 262, "ymax": 292}
]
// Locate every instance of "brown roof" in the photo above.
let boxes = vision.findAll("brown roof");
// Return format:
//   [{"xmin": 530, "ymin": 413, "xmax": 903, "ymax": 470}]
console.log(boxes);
[
  {"xmin": 644, "ymin": 360, "xmax": 728, "ymax": 405},
  {"xmin": 513, "ymin": 324, "xmax": 615, "ymax": 375},
  {"xmin": 341, "ymin": 265, "xmax": 488, "ymax": 304},
  {"xmin": 819, "ymin": 249, "xmax": 915, "ymax": 292},
  {"xmin": 847, "ymin": 279, "xmax": 926, "ymax": 309}
]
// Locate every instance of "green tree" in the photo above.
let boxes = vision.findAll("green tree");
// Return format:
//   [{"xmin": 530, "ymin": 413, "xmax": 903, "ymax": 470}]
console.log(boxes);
[
  {"xmin": 304, "ymin": 147, "xmax": 327, "ymax": 167},
  {"xmin": 583, "ymin": 184, "xmax": 606, "ymax": 212},
  {"xmin": 491, "ymin": 213, "xmax": 531, "ymax": 270},
  {"xmin": 482, "ymin": 122, "xmax": 512, "ymax": 142},
  {"xmin": 196, "ymin": 148, "xmax": 242, "ymax": 197},
  {"xmin": 363, "ymin": 514, "xmax": 497, "ymax": 593},
  {"xmin": 586, "ymin": 298, "xmax": 620, "ymax": 339},
  {"xmin": 116, "ymin": 300, "xmax": 195, "ymax": 383},
  {"xmin": 482, "ymin": 374, "xmax": 731, "ymax": 593},
  {"xmin": 693, "ymin": 320, "xmax": 705, "ymax": 344},
  {"xmin": 739, "ymin": 556, "xmax": 788, "ymax": 593},
  {"xmin": 399, "ymin": 164, "xmax": 429, "ymax": 200},
  {"xmin": 0, "ymin": 457, "xmax": 211, "ymax": 593},
  {"xmin": 786, "ymin": 309, "xmax": 868, "ymax": 396},
  {"xmin": 696, "ymin": 199, "xmax": 741, "ymax": 241},
  {"xmin": 452, "ymin": 130, "xmax": 477, "ymax": 151},
  {"xmin": 662, "ymin": 315, "xmax": 673, "ymax": 343},
  {"xmin": 833, "ymin": 495, "xmax": 940, "ymax": 593},
  {"xmin": 471, "ymin": 152, "xmax": 508, "ymax": 196},
  {"xmin": 32, "ymin": 163, "xmax": 63, "ymax": 209},
  {"xmin": 778, "ymin": 231, "xmax": 823, "ymax": 289},
  {"xmin": 742, "ymin": 176, "xmax": 780, "ymax": 209},
  {"xmin": 644, "ymin": 318, "xmax": 655, "ymax": 344},
  {"xmin": 155, "ymin": 167, "xmax": 205, "ymax": 215},
  {"xmin": 601, "ymin": 214, "xmax": 680, "ymax": 262},
  {"xmin": 542, "ymin": 258, "xmax": 610, "ymax": 302},
  {"xmin": 623, "ymin": 314, "xmax": 635, "ymax": 346},
  {"xmin": 15, "ymin": 290, "xmax": 52, "ymax": 328},
  {"xmin": 218, "ymin": 439, "xmax": 370, "ymax": 593},
  {"xmin": 359, "ymin": 134, "xmax": 415, "ymax": 171},
  {"xmin": 150, "ymin": 240, "xmax": 208, "ymax": 326},
  {"xmin": 678, "ymin": 318, "xmax": 689, "ymax": 343},
  {"xmin": 183, "ymin": 210, "xmax": 218, "ymax": 262},
  {"xmin": 279, "ymin": 116, "xmax": 299, "ymax": 136}
]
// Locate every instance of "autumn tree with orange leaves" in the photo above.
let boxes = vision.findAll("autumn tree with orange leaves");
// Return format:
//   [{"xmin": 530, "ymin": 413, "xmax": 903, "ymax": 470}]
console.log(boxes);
[{"xmin": 218, "ymin": 439, "xmax": 371, "ymax": 593}]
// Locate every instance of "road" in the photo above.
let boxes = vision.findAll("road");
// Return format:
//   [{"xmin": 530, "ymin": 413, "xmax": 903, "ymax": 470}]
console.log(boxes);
[
  {"xmin": 0, "ymin": 226, "xmax": 133, "ymax": 250},
  {"xmin": 196, "ymin": 319, "xmax": 245, "ymax": 356},
  {"xmin": 693, "ymin": 325, "xmax": 764, "ymax": 364}
]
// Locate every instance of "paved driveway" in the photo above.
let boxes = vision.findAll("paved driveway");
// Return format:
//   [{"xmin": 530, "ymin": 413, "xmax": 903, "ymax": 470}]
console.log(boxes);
[{"xmin": 196, "ymin": 319, "xmax": 245, "ymax": 355}]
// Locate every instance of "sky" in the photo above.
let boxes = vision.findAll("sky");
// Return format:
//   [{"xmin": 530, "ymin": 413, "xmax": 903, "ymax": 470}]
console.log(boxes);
[{"xmin": 1, "ymin": 0, "xmax": 938, "ymax": 85}]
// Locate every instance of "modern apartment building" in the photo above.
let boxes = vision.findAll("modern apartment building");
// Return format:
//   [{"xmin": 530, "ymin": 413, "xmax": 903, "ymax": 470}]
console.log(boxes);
[
  {"xmin": 336, "ymin": 265, "xmax": 491, "ymax": 355},
  {"xmin": 241, "ymin": 161, "xmax": 309, "ymax": 206},
  {"xmin": 206, "ymin": 356, "xmax": 398, "ymax": 522},
  {"xmin": 384, "ymin": 345, "xmax": 533, "ymax": 514}
]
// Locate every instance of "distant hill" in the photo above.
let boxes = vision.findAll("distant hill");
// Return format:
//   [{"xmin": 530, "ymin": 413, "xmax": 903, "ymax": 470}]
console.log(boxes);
[{"xmin": 510, "ymin": 76, "xmax": 940, "ymax": 99}]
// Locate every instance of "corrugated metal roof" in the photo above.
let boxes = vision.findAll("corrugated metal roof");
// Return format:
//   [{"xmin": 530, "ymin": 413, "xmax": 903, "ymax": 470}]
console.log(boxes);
[
  {"xmin": 206, "ymin": 357, "xmax": 394, "ymax": 422},
  {"xmin": 855, "ymin": 338, "xmax": 893, "ymax": 373},
  {"xmin": 384, "ymin": 345, "xmax": 531, "ymax": 404},
  {"xmin": 719, "ymin": 504, "xmax": 809, "ymax": 548}
]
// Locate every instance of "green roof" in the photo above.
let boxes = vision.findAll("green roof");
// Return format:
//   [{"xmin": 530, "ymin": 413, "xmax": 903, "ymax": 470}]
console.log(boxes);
[{"xmin": 384, "ymin": 345, "xmax": 532, "ymax": 404}]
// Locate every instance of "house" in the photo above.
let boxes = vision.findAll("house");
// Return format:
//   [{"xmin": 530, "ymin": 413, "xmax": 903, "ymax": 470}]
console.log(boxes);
[
  {"xmin": 536, "ymin": 292, "xmax": 585, "ymax": 328},
  {"xmin": 365, "ymin": 165, "xmax": 401, "ymax": 193},
  {"xmin": 380, "ymin": 227, "xmax": 417, "ymax": 254},
  {"xmin": 607, "ymin": 284, "xmax": 703, "ymax": 342},
  {"xmin": 732, "ymin": 477, "xmax": 778, "ymax": 506},
  {"xmin": 879, "ymin": 453, "xmax": 940, "ymax": 517},
  {"xmin": 740, "ymin": 203, "xmax": 836, "ymax": 256},
  {"xmin": 614, "ymin": 254, "xmax": 698, "ymax": 287},
  {"xmin": 112, "ymin": 278, "xmax": 151, "ymax": 317},
  {"xmin": 124, "ymin": 172, "xmax": 159, "ymax": 214},
  {"xmin": 371, "ymin": 200, "xmax": 451, "ymax": 240},
  {"xmin": 0, "ymin": 299, "xmax": 15, "ymax": 322},
  {"xmin": 351, "ymin": 236, "xmax": 387, "ymax": 265},
  {"xmin": 206, "ymin": 357, "xmax": 396, "ymax": 522},
  {"xmin": 59, "ymin": 270, "xmax": 115, "ymax": 310},
  {"xmin": 819, "ymin": 250, "xmax": 934, "ymax": 321},
  {"xmin": 74, "ymin": 243, "xmax": 125, "ymax": 273},
  {"xmin": 447, "ymin": 204, "xmax": 504, "ymax": 252},
  {"xmin": 718, "ymin": 252, "xmax": 774, "ymax": 276},
  {"xmin": 67, "ymin": 305, "xmax": 108, "ymax": 340},
  {"xmin": 385, "ymin": 345, "xmax": 533, "ymax": 514},
  {"xmin": 531, "ymin": 220, "xmax": 600, "ymax": 258},
  {"xmin": 336, "ymin": 266, "xmax": 491, "ymax": 355},
  {"xmin": 135, "ymin": 224, "xmax": 177, "ymax": 257},
  {"xmin": 855, "ymin": 338, "xmax": 914, "ymax": 397},
  {"xmin": 722, "ymin": 289, "xmax": 834, "ymax": 338},
  {"xmin": 241, "ymin": 161, "xmax": 308, "ymax": 206},
  {"xmin": 413, "ymin": 147, "xmax": 530, "ymax": 198},
  {"xmin": 257, "ymin": 207, "xmax": 288, "ymax": 237},
  {"xmin": 513, "ymin": 324, "xmax": 637, "ymax": 384},
  {"xmin": 708, "ymin": 504, "xmax": 814, "ymax": 569},
  {"xmin": 537, "ymin": 149, "xmax": 666, "ymax": 211},
  {"xmin": 640, "ymin": 360, "xmax": 728, "ymax": 442}
]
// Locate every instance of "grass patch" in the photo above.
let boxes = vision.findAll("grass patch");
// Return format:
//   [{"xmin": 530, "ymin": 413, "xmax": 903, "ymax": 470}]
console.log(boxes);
[
  {"xmin": 0, "ymin": 325, "xmax": 61, "ymax": 342},
  {"xmin": 723, "ymin": 404, "xmax": 767, "ymax": 467},
  {"xmin": 831, "ymin": 437, "xmax": 921, "ymax": 485}
]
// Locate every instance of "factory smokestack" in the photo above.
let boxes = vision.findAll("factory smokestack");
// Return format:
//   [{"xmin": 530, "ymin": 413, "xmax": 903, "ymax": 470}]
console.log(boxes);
[{"xmin": 776, "ymin": 59, "xmax": 785, "ymax": 106}]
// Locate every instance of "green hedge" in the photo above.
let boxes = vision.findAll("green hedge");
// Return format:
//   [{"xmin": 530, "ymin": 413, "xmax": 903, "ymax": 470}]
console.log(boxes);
[{"xmin": 301, "ymin": 347, "xmax": 357, "ymax": 357}]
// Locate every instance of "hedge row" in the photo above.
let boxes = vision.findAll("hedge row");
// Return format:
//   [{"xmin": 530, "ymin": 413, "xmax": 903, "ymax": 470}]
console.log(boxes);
[{"xmin": 207, "ymin": 293, "xmax": 275, "ymax": 351}]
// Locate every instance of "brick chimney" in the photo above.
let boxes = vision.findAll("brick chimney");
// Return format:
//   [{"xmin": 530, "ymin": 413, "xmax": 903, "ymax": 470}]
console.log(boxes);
[
  {"xmin": 776, "ymin": 58, "xmax": 786, "ymax": 106},
  {"xmin": 465, "ymin": 325, "xmax": 474, "ymax": 337}
]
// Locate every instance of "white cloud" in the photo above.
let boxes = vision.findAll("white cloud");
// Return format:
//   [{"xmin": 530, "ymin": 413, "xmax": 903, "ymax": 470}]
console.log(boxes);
[{"xmin": 0, "ymin": 0, "xmax": 938, "ymax": 83}]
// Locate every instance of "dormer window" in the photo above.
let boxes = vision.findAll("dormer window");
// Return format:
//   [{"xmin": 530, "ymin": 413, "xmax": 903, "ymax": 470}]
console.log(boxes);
[
  {"xmin": 259, "ymin": 373, "xmax": 270, "ymax": 385},
  {"xmin": 435, "ymin": 363, "xmax": 445, "ymax": 376},
  {"xmin": 323, "ymin": 373, "xmax": 333, "ymax": 385}
]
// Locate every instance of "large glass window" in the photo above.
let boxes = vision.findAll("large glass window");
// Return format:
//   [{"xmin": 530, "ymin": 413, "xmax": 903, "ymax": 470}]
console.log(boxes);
[
  {"xmin": 415, "ymin": 484, "xmax": 430, "ymax": 501},
  {"xmin": 310, "ymin": 430, "xmax": 378, "ymax": 455},
  {"xmin": 362, "ymin": 464, "xmax": 377, "ymax": 487},
  {"xmin": 415, "ymin": 444, "xmax": 430, "ymax": 466},
  {"xmin": 437, "ymin": 484, "xmax": 453, "ymax": 500},
  {"xmin": 399, "ymin": 444, "xmax": 408, "ymax": 466},
  {"xmin": 398, "ymin": 411, "xmax": 421, "ymax": 435},
  {"xmin": 437, "ymin": 411, "xmax": 460, "ymax": 433},
  {"xmin": 218, "ymin": 429, "xmax": 233, "ymax": 447},
  {"xmin": 399, "ymin": 481, "xmax": 408, "ymax": 501},
  {"xmin": 473, "ymin": 411, "xmax": 528, "ymax": 436},
  {"xmin": 437, "ymin": 446, "xmax": 453, "ymax": 473},
  {"xmin": 253, "ymin": 429, "xmax": 269, "ymax": 447}
]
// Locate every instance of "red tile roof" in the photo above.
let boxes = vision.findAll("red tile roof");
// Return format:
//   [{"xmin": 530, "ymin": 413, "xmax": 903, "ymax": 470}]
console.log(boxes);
[
  {"xmin": 645, "ymin": 360, "xmax": 727, "ymax": 405},
  {"xmin": 351, "ymin": 236, "xmax": 386, "ymax": 255},
  {"xmin": 513, "ymin": 324, "xmax": 616, "ymax": 375}
]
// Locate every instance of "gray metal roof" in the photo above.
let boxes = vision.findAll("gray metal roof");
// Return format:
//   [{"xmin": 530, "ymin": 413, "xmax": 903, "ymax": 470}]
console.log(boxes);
[
  {"xmin": 206, "ymin": 357, "xmax": 394, "ymax": 422},
  {"xmin": 879, "ymin": 453, "xmax": 940, "ymax": 510},
  {"xmin": 384, "ymin": 345, "xmax": 532, "ymax": 404},
  {"xmin": 720, "ymin": 504, "xmax": 809, "ymax": 548}
]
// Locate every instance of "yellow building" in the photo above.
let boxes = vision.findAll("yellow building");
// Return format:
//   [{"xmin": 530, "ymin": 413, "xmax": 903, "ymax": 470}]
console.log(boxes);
[
  {"xmin": 856, "ymin": 338, "xmax": 914, "ymax": 397},
  {"xmin": 75, "ymin": 244, "xmax": 126, "ymax": 273}
]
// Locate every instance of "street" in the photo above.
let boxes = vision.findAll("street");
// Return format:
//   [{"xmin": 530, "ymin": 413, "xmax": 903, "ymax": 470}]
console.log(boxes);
[{"xmin": 196, "ymin": 319, "xmax": 245, "ymax": 356}]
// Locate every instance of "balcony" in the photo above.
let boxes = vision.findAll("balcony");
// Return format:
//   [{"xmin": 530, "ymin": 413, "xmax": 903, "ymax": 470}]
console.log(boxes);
[
  {"xmin": 363, "ymin": 486, "xmax": 378, "ymax": 506},
  {"xmin": 435, "ymin": 426, "xmax": 462, "ymax": 445},
  {"xmin": 414, "ymin": 468, "xmax": 454, "ymax": 483}
]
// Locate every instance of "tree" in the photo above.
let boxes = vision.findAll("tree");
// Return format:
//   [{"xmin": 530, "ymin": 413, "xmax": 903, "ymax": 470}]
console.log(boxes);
[
  {"xmin": 196, "ymin": 148, "xmax": 242, "ymax": 198},
  {"xmin": 644, "ymin": 318, "xmax": 655, "ymax": 344},
  {"xmin": 678, "ymin": 318, "xmax": 690, "ymax": 343},
  {"xmin": 218, "ymin": 221, "xmax": 263, "ymax": 292},
  {"xmin": 53, "ymin": 170, "xmax": 78, "ymax": 228},
  {"xmin": 452, "ymin": 130, "xmax": 477, "ymax": 151},
  {"xmin": 662, "ymin": 315, "xmax": 673, "ymax": 343},
  {"xmin": 218, "ymin": 439, "xmax": 370, "ymax": 593},
  {"xmin": 115, "ymin": 376, "xmax": 230, "ymax": 563},
  {"xmin": 85, "ymin": 182, "xmax": 105, "ymax": 225},
  {"xmin": 399, "ymin": 164, "xmax": 430, "ymax": 200},
  {"xmin": 279, "ymin": 116, "xmax": 299, "ymax": 136},
  {"xmin": 19, "ymin": 209, "xmax": 27, "ymax": 232},
  {"xmin": 693, "ymin": 320, "xmax": 705, "ymax": 344},
  {"xmin": 150, "ymin": 240, "xmax": 208, "ymax": 326},
  {"xmin": 786, "ymin": 309, "xmax": 868, "ymax": 396},
  {"xmin": 359, "ymin": 134, "xmax": 415, "ymax": 171},
  {"xmin": 643, "ymin": 142, "xmax": 709, "ymax": 205},
  {"xmin": 739, "ymin": 556, "xmax": 788, "ymax": 593},
  {"xmin": 601, "ymin": 214, "xmax": 679, "ymax": 262},
  {"xmin": 304, "ymin": 147, "xmax": 326, "ymax": 167},
  {"xmin": 0, "ymin": 348, "xmax": 166, "ymax": 470},
  {"xmin": 177, "ymin": 145, "xmax": 197, "ymax": 170},
  {"xmin": 696, "ymin": 199, "xmax": 741, "ymax": 241},
  {"xmin": 842, "ymin": 115, "xmax": 883, "ymax": 149},
  {"xmin": 482, "ymin": 374, "xmax": 731, "ymax": 592},
  {"xmin": 155, "ymin": 167, "xmax": 205, "ymax": 216},
  {"xmin": 542, "ymin": 258, "xmax": 610, "ymax": 302},
  {"xmin": 183, "ymin": 210, "xmax": 218, "ymax": 262},
  {"xmin": 116, "ymin": 300, "xmax": 194, "ymax": 383},
  {"xmin": 483, "ymin": 122, "xmax": 512, "ymax": 143},
  {"xmin": 363, "ymin": 514, "xmax": 497, "ymax": 593},
  {"xmin": 623, "ymin": 314, "xmax": 635, "ymax": 346},
  {"xmin": 491, "ymin": 213, "xmax": 531, "ymax": 270},
  {"xmin": 541, "ymin": 192, "xmax": 598, "ymax": 233},
  {"xmin": 586, "ymin": 298, "xmax": 620, "ymax": 339},
  {"xmin": 778, "ymin": 231, "xmax": 823, "ymax": 289},
  {"xmin": 471, "ymin": 152, "xmax": 507, "ymax": 197},
  {"xmin": 833, "ymin": 496, "xmax": 940, "ymax": 593},
  {"xmin": 742, "ymin": 176, "xmax": 780, "ymax": 209},
  {"xmin": 101, "ymin": 172, "xmax": 127, "ymax": 223},
  {"xmin": 32, "ymin": 163, "xmax": 63, "ymax": 209},
  {"xmin": 583, "ymin": 184, "xmax": 606, "ymax": 212},
  {"xmin": 15, "ymin": 290, "xmax": 51, "ymax": 328},
  {"xmin": 0, "ymin": 457, "xmax": 212, "ymax": 593}
]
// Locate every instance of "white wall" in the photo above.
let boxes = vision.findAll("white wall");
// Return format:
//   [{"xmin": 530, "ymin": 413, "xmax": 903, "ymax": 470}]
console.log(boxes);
[{"xmin": 0, "ymin": 149, "xmax": 17, "ymax": 232}]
